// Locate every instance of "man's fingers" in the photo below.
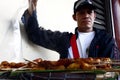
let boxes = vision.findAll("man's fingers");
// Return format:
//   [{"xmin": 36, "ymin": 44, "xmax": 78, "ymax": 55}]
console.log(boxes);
[
  {"xmin": 28, "ymin": 0, "xmax": 37, "ymax": 15},
  {"xmin": 28, "ymin": 0, "xmax": 37, "ymax": 9},
  {"xmin": 32, "ymin": 0, "xmax": 38, "ymax": 7}
]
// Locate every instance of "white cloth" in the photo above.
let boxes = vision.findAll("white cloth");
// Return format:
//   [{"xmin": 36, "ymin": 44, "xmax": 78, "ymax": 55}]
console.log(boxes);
[{"xmin": 68, "ymin": 31, "xmax": 95, "ymax": 58}]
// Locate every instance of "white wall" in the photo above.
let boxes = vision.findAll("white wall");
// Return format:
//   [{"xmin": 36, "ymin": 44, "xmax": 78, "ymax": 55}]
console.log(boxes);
[{"xmin": 0, "ymin": 0, "xmax": 76, "ymax": 62}]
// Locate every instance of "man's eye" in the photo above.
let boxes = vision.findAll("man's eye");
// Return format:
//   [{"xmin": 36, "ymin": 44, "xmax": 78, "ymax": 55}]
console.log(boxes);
[
  {"xmin": 87, "ymin": 10, "xmax": 93, "ymax": 14},
  {"xmin": 78, "ymin": 10, "xmax": 93, "ymax": 14},
  {"xmin": 79, "ymin": 11, "xmax": 84, "ymax": 14}
]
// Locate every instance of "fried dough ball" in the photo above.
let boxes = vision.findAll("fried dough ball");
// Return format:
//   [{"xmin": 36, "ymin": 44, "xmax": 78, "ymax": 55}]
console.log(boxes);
[
  {"xmin": 9, "ymin": 62, "xmax": 16, "ymax": 68},
  {"xmin": 82, "ymin": 57, "xmax": 94, "ymax": 64},
  {"xmin": 56, "ymin": 58, "xmax": 73, "ymax": 67},
  {"xmin": 67, "ymin": 63, "xmax": 80, "ymax": 70},
  {"xmin": 93, "ymin": 58, "xmax": 101, "ymax": 64},
  {"xmin": 1, "ymin": 61, "xmax": 10, "ymax": 66},
  {"xmin": 0, "ymin": 61, "xmax": 10, "ymax": 68},
  {"xmin": 101, "ymin": 58, "xmax": 111, "ymax": 62},
  {"xmin": 80, "ymin": 61, "xmax": 96, "ymax": 70}
]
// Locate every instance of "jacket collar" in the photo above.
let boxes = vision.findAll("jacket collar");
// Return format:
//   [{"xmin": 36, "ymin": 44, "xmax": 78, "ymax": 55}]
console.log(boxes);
[{"xmin": 75, "ymin": 27, "xmax": 99, "ymax": 38}]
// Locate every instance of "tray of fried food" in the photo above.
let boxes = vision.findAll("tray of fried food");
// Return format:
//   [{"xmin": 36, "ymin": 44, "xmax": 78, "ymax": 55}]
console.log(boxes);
[
  {"xmin": 0, "ymin": 57, "xmax": 120, "ymax": 73},
  {"xmin": 23, "ymin": 57, "xmax": 113, "ymax": 73}
]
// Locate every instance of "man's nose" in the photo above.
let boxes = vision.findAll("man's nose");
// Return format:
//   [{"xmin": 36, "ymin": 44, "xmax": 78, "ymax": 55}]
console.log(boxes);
[{"xmin": 84, "ymin": 11, "xmax": 90, "ymax": 17}]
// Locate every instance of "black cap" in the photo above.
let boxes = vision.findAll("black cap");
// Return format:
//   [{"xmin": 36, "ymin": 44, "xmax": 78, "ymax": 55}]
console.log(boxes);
[{"xmin": 74, "ymin": 0, "xmax": 96, "ymax": 14}]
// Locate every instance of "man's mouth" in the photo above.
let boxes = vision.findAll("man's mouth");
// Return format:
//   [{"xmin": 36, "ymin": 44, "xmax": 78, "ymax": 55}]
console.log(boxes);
[
  {"xmin": 81, "ymin": 18, "xmax": 91, "ymax": 22},
  {"xmin": 82, "ymin": 20, "xmax": 91, "ymax": 23}
]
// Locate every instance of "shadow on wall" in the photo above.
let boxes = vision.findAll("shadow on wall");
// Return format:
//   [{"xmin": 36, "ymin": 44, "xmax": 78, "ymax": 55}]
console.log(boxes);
[{"xmin": 20, "ymin": 23, "xmax": 60, "ymax": 61}]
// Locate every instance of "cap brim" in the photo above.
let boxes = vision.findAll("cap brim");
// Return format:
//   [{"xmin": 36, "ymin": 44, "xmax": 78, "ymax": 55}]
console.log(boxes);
[
  {"xmin": 75, "ymin": 4, "xmax": 96, "ymax": 13},
  {"xmin": 78, "ymin": 4, "xmax": 96, "ymax": 9}
]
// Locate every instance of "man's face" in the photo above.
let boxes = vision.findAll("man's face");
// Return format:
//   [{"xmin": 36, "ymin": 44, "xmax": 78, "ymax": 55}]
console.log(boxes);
[{"xmin": 73, "ymin": 8, "xmax": 96, "ymax": 32}]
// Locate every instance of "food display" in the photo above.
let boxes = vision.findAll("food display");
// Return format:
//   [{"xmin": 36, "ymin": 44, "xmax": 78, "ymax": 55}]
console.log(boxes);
[
  {"xmin": 0, "ymin": 57, "xmax": 117, "ymax": 71},
  {"xmin": 0, "ymin": 57, "xmax": 120, "ymax": 80}
]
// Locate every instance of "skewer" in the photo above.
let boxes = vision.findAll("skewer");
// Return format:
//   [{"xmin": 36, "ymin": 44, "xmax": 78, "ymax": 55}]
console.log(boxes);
[
  {"xmin": 112, "ymin": 59, "xmax": 120, "ymax": 62},
  {"xmin": 23, "ymin": 58, "xmax": 38, "ymax": 64}
]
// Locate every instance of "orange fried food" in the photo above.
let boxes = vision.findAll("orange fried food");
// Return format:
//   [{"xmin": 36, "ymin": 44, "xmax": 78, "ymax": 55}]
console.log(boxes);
[
  {"xmin": 26, "ymin": 62, "xmax": 38, "ymax": 68},
  {"xmin": 0, "ymin": 61, "xmax": 10, "ymax": 68},
  {"xmin": 81, "ymin": 57, "xmax": 94, "ymax": 64},
  {"xmin": 80, "ymin": 61, "xmax": 96, "ymax": 70},
  {"xmin": 56, "ymin": 58, "xmax": 73, "ymax": 67},
  {"xmin": 0, "ymin": 57, "xmax": 112, "ymax": 71},
  {"xmin": 96, "ymin": 64, "xmax": 112, "ymax": 70},
  {"xmin": 67, "ymin": 63, "xmax": 80, "ymax": 70},
  {"xmin": 92, "ymin": 58, "xmax": 102, "ymax": 64},
  {"xmin": 101, "ymin": 58, "xmax": 112, "ymax": 62},
  {"xmin": 38, "ymin": 60, "xmax": 55, "ymax": 69},
  {"xmin": 9, "ymin": 62, "xmax": 16, "ymax": 68},
  {"xmin": 14, "ymin": 62, "xmax": 26, "ymax": 68}
]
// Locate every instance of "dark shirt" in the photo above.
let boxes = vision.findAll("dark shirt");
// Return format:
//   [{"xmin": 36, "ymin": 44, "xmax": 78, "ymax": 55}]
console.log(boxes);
[{"xmin": 21, "ymin": 10, "xmax": 120, "ymax": 59}]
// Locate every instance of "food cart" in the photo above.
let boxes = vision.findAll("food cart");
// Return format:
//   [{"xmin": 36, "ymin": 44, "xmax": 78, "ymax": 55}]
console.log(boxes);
[
  {"xmin": 0, "ymin": 58, "xmax": 119, "ymax": 80},
  {"xmin": 0, "ymin": 0, "xmax": 120, "ymax": 80}
]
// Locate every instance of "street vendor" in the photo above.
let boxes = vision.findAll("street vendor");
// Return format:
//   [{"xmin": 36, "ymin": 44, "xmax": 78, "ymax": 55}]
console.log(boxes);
[{"xmin": 21, "ymin": 0, "xmax": 120, "ymax": 59}]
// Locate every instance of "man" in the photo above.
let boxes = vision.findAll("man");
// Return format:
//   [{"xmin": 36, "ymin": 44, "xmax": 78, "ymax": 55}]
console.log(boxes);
[{"xmin": 21, "ymin": 0, "xmax": 119, "ymax": 59}]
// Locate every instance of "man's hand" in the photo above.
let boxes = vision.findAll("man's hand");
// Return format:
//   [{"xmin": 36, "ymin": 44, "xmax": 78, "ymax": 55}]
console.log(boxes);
[{"xmin": 28, "ymin": 0, "xmax": 38, "ymax": 15}]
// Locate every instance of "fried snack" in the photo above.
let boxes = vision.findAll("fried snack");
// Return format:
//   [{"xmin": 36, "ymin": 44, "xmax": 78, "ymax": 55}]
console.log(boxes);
[
  {"xmin": 0, "ymin": 57, "xmax": 112, "ymax": 71},
  {"xmin": 26, "ymin": 62, "xmax": 38, "ymax": 68},
  {"xmin": 1, "ymin": 61, "xmax": 10, "ymax": 66},
  {"xmin": 101, "ymin": 58, "xmax": 112, "ymax": 63},
  {"xmin": 38, "ymin": 60, "xmax": 65, "ymax": 70},
  {"xmin": 80, "ymin": 57, "xmax": 94, "ymax": 64},
  {"xmin": 9, "ymin": 62, "xmax": 16, "ymax": 68},
  {"xmin": 67, "ymin": 63, "xmax": 80, "ymax": 70},
  {"xmin": 80, "ymin": 61, "xmax": 96, "ymax": 70},
  {"xmin": 96, "ymin": 64, "xmax": 112, "ymax": 70},
  {"xmin": 56, "ymin": 58, "xmax": 73, "ymax": 67},
  {"xmin": 93, "ymin": 58, "xmax": 101, "ymax": 64},
  {"xmin": 0, "ymin": 61, "xmax": 10, "ymax": 68},
  {"xmin": 13, "ymin": 62, "xmax": 26, "ymax": 68}
]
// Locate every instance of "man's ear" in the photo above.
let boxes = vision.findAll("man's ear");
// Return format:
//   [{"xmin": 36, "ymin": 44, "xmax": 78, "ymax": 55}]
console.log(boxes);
[{"xmin": 72, "ymin": 14, "xmax": 77, "ymax": 21}]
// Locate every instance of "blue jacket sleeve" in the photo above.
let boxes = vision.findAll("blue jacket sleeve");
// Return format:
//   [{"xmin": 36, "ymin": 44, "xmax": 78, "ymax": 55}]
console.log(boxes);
[{"xmin": 21, "ymin": 10, "xmax": 70, "ymax": 53}]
